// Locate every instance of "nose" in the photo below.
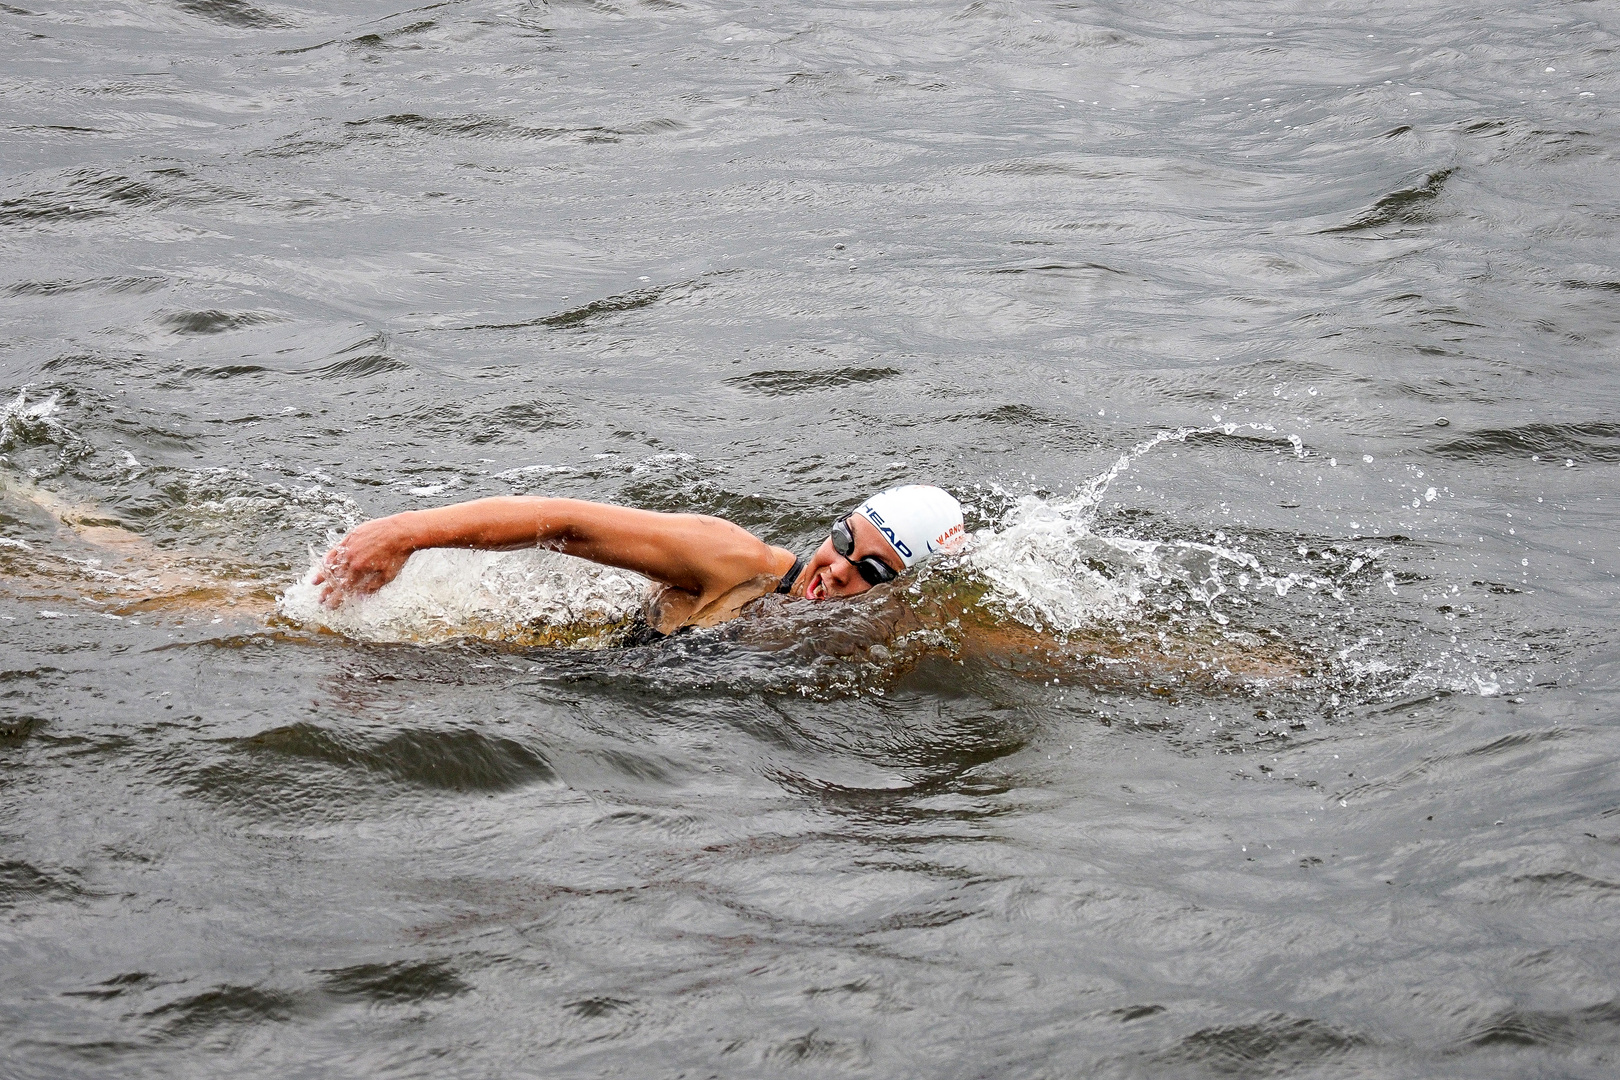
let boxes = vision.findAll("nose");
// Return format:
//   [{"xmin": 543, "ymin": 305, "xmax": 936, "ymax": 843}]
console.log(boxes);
[{"xmin": 826, "ymin": 554, "xmax": 858, "ymax": 586}]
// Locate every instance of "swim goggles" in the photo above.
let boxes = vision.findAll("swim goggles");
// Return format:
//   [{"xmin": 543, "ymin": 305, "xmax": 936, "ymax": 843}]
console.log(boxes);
[{"xmin": 831, "ymin": 514, "xmax": 899, "ymax": 586}]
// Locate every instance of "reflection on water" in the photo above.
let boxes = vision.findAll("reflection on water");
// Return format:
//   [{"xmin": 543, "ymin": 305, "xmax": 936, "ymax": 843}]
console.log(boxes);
[{"xmin": 3, "ymin": 0, "xmax": 1619, "ymax": 1076}]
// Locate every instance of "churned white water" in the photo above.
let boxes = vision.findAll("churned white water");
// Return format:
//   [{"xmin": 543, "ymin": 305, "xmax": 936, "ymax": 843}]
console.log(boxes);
[
  {"xmin": 965, "ymin": 427, "xmax": 1337, "ymax": 634},
  {"xmin": 280, "ymin": 546, "xmax": 653, "ymax": 645}
]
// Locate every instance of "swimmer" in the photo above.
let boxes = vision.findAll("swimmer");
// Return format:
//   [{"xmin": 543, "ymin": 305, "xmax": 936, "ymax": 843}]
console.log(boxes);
[
  {"xmin": 3, "ymin": 471, "xmax": 1307, "ymax": 690},
  {"xmin": 313, "ymin": 490, "xmax": 1306, "ymax": 687},
  {"xmin": 315, "ymin": 485, "xmax": 967, "ymax": 637}
]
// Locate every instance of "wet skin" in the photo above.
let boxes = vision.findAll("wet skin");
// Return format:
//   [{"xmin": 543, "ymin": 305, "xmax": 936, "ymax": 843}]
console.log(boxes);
[
  {"xmin": 796, "ymin": 513, "xmax": 904, "ymax": 602},
  {"xmin": 313, "ymin": 495, "xmax": 905, "ymax": 613}
]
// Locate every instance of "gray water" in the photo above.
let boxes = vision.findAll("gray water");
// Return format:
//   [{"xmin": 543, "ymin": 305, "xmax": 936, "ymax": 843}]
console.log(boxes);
[{"xmin": 3, "ymin": 1, "xmax": 1619, "ymax": 1076}]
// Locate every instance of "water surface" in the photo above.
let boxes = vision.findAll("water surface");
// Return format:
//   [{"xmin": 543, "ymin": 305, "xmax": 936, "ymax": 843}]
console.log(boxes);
[{"xmin": 3, "ymin": 1, "xmax": 1619, "ymax": 1076}]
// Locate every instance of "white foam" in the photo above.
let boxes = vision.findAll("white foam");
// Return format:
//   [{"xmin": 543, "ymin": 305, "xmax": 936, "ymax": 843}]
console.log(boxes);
[
  {"xmin": 279, "ymin": 546, "xmax": 653, "ymax": 646},
  {"xmin": 0, "ymin": 390, "xmax": 68, "ymax": 451},
  {"xmin": 961, "ymin": 426, "xmax": 1336, "ymax": 633},
  {"xmin": 963, "ymin": 498, "xmax": 1150, "ymax": 630}
]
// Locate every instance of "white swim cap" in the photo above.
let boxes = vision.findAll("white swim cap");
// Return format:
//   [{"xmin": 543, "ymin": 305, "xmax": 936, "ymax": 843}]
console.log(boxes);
[{"xmin": 854, "ymin": 485, "xmax": 965, "ymax": 569}]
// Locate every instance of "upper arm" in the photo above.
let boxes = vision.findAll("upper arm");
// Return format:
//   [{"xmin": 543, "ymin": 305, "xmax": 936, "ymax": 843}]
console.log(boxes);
[
  {"xmin": 546, "ymin": 501, "xmax": 777, "ymax": 600},
  {"xmin": 370, "ymin": 496, "xmax": 778, "ymax": 603}
]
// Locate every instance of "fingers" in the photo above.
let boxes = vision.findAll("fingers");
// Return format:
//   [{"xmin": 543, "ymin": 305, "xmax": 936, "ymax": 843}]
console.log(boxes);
[
  {"xmin": 318, "ymin": 576, "xmax": 366, "ymax": 610},
  {"xmin": 314, "ymin": 542, "xmax": 353, "ymax": 608},
  {"xmin": 316, "ymin": 569, "xmax": 344, "ymax": 608},
  {"xmin": 311, "ymin": 528, "xmax": 407, "ymax": 610},
  {"xmin": 314, "ymin": 563, "xmax": 391, "ymax": 610}
]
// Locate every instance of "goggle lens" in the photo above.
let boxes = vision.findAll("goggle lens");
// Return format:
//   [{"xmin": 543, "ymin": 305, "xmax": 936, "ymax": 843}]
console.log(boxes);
[{"xmin": 831, "ymin": 516, "xmax": 898, "ymax": 586}]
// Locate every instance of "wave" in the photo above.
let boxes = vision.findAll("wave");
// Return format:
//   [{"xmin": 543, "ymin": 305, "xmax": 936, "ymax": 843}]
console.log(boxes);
[
  {"xmin": 175, "ymin": 0, "xmax": 290, "ymax": 30},
  {"xmin": 1430, "ymin": 421, "xmax": 1620, "ymax": 464}
]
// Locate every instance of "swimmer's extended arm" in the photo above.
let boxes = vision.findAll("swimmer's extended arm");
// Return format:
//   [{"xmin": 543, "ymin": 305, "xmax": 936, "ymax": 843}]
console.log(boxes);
[{"xmin": 314, "ymin": 496, "xmax": 786, "ymax": 608}]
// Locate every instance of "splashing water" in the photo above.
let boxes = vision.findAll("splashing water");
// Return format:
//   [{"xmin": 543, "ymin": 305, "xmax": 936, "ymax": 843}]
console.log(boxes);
[
  {"xmin": 964, "ymin": 502, "xmax": 1355, "ymax": 635},
  {"xmin": 961, "ymin": 427, "xmax": 1557, "ymax": 702},
  {"xmin": 0, "ymin": 391, "xmax": 70, "ymax": 453},
  {"xmin": 963, "ymin": 426, "xmax": 1342, "ymax": 635},
  {"xmin": 279, "ymin": 546, "xmax": 653, "ymax": 646}
]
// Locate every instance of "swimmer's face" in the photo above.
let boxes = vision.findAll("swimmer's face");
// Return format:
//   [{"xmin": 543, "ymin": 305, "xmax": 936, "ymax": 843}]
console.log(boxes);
[{"xmin": 798, "ymin": 512, "xmax": 903, "ymax": 601}]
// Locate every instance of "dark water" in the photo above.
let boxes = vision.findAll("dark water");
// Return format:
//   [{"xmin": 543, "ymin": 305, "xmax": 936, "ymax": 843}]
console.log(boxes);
[{"xmin": 4, "ymin": 1, "xmax": 1619, "ymax": 1076}]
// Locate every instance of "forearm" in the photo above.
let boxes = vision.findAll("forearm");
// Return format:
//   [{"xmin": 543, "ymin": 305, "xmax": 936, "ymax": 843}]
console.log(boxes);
[
  {"xmin": 384, "ymin": 496, "xmax": 579, "ymax": 554},
  {"xmin": 318, "ymin": 494, "xmax": 776, "ymax": 607}
]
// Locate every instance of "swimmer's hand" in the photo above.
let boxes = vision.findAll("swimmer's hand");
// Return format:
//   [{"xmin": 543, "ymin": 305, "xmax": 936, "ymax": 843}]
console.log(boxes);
[{"xmin": 314, "ymin": 514, "xmax": 417, "ymax": 607}]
